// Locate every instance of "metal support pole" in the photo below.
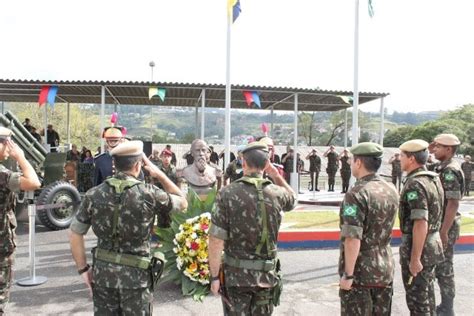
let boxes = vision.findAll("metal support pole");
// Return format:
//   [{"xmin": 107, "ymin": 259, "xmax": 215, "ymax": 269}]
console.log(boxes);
[
  {"xmin": 290, "ymin": 93, "xmax": 299, "ymax": 193},
  {"xmin": 379, "ymin": 97, "xmax": 385, "ymax": 145},
  {"xmin": 352, "ymin": 0, "xmax": 360, "ymax": 146},
  {"xmin": 270, "ymin": 106, "xmax": 274, "ymax": 138},
  {"xmin": 1, "ymin": 101, "xmax": 4, "ymax": 114},
  {"xmin": 44, "ymin": 104, "xmax": 48, "ymax": 149},
  {"xmin": 100, "ymin": 86, "xmax": 105, "ymax": 153},
  {"xmin": 344, "ymin": 109, "xmax": 348, "ymax": 148},
  {"xmin": 66, "ymin": 103, "xmax": 71, "ymax": 145},
  {"xmin": 195, "ymin": 104, "xmax": 199, "ymax": 138},
  {"xmin": 17, "ymin": 200, "xmax": 48, "ymax": 286},
  {"xmin": 201, "ymin": 89, "xmax": 206, "ymax": 140},
  {"xmin": 150, "ymin": 105, "xmax": 153, "ymax": 141}
]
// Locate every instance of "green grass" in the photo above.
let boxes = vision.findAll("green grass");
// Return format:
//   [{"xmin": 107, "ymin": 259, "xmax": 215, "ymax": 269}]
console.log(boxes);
[{"xmin": 282, "ymin": 211, "xmax": 474, "ymax": 234}]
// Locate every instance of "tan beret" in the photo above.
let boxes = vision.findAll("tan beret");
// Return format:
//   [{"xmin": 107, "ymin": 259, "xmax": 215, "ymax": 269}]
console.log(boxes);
[
  {"xmin": 433, "ymin": 134, "xmax": 460, "ymax": 146},
  {"xmin": 0, "ymin": 127, "xmax": 13, "ymax": 139},
  {"xmin": 466, "ymin": 155, "xmax": 471, "ymax": 160},
  {"xmin": 259, "ymin": 136, "xmax": 274, "ymax": 147},
  {"xmin": 110, "ymin": 140, "xmax": 143, "ymax": 157},
  {"xmin": 399, "ymin": 139, "xmax": 429, "ymax": 153}
]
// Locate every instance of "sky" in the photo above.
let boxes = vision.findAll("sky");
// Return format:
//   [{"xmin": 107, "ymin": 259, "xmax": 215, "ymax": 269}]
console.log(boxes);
[{"xmin": 1, "ymin": 0, "xmax": 473, "ymax": 114}]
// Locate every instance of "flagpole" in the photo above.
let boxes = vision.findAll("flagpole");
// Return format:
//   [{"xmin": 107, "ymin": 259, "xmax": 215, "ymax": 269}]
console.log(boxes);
[
  {"xmin": 224, "ymin": 13, "xmax": 232, "ymax": 169},
  {"xmin": 352, "ymin": 0, "xmax": 360, "ymax": 146}
]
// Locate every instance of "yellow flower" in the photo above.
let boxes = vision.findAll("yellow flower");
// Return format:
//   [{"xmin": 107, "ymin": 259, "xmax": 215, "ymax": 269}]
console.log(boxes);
[{"xmin": 186, "ymin": 261, "xmax": 198, "ymax": 274}]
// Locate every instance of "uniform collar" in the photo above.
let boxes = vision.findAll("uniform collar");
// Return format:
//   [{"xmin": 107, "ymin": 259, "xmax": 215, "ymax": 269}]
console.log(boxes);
[{"xmin": 406, "ymin": 166, "xmax": 426, "ymax": 177}]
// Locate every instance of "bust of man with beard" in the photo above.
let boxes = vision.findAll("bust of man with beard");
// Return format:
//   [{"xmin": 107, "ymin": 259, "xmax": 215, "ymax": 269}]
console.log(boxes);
[{"xmin": 181, "ymin": 139, "xmax": 222, "ymax": 197}]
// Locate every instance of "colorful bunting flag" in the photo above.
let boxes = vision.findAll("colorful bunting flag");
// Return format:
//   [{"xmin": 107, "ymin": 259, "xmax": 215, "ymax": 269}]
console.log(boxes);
[
  {"xmin": 228, "ymin": 0, "xmax": 241, "ymax": 23},
  {"xmin": 243, "ymin": 90, "xmax": 261, "ymax": 108},
  {"xmin": 368, "ymin": 0, "xmax": 374, "ymax": 18},
  {"xmin": 38, "ymin": 85, "xmax": 58, "ymax": 107},
  {"xmin": 148, "ymin": 87, "xmax": 166, "ymax": 102},
  {"xmin": 339, "ymin": 95, "xmax": 353, "ymax": 104}
]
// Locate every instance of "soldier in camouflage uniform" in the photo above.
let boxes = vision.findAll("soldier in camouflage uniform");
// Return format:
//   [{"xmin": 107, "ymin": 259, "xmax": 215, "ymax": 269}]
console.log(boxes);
[
  {"xmin": 461, "ymin": 155, "xmax": 472, "ymax": 196},
  {"xmin": 69, "ymin": 141, "xmax": 187, "ymax": 315},
  {"xmin": 154, "ymin": 149, "xmax": 177, "ymax": 188},
  {"xmin": 0, "ymin": 127, "xmax": 41, "ymax": 314},
  {"xmin": 224, "ymin": 146, "xmax": 244, "ymax": 185},
  {"xmin": 389, "ymin": 153, "xmax": 402, "ymax": 191},
  {"xmin": 209, "ymin": 141, "xmax": 296, "ymax": 315},
  {"xmin": 398, "ymin": 139, "xmax": 445, "ymax": 315},
  {"xmin": 305, "ymin": 149, "xmax": 321, "ymax": 191},
  {"xmin": 324, "ymin": 145, "xmax": 339, "ymax": 191},
  {"xmin": 338, "ymin": 142, "xmax": 399, "ymax": 316},
  {"xmin": 428, "ymin": 134, "xmax": 465, "ymax": 316},
  {"xmin": 339, "ymin": 149, "xmax": 351, "ymax": 193}
]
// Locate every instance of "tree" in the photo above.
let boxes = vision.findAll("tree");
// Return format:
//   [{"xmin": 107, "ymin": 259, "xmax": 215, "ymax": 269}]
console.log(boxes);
[
  {"xmin": 298, "ymin": 112, "xmax": 316, "ymax": 146},
  {"xmin": 383, "ymin": 126, "xmax": 415, "ymax": 147}
]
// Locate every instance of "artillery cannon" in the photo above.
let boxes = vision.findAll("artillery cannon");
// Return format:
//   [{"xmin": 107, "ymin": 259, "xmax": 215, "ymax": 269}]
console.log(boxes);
[{"xmin": 0, "ymin": 111, "xmax": 87, "ymax": 230}]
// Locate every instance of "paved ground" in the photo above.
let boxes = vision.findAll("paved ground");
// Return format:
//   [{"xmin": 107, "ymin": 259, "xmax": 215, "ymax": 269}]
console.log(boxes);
[{"xmin": 6, "ymin": 220, "xmax": 474, "ymax": 315}]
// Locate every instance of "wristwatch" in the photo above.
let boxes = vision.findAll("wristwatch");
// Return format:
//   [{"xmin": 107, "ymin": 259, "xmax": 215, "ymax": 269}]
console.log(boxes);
[
  {"xmin": 78, "ymin": 264, "xmax": 91, "ymax": 275},
  {"xmin": 211, "ymin": 275, "xmax": 220, "ymax": 282},
  {"xmin": 343, "ymin": 272, "xmax": 354, "ymax": 280}
]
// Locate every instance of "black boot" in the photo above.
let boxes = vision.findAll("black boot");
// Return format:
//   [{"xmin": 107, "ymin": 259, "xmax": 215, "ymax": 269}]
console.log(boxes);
[{"xmin": 436, "ymin": 295, "xmax": 455, "ymax": 316}]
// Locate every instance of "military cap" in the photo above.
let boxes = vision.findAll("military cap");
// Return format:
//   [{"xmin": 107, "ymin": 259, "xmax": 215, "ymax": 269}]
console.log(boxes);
[
  {"xmin": 161, "ymin": 149, "xmax": 173, "ymax": 157},
  {"xmin": 0, "ymin": 127, "xmax": 13, "ymax": 140},
  {"xmin": 236, "ymin": 145, "xmax": 246, "ymax": 153},
  {"xmin": 241, "ymin": 141, "xmax": 269, "ymax": 154},
  {"xmin": 465, "ymin": 155, "xmax": 471, "ymax": 160},
  {"xmin": 399, "ymin": 139, "xmax": 429, "ymax": 153},
  {"xmin": 102, "ymin": 126, "xmax": 124, "ymax": 139},
  {"xmin": 350, "ymin": 142, "xmax": 383, "ymax": 158},
  {"xmin": 110, "ymin": 140, "xmax": 143, "ymax": 157},
  {"xmin": 433, "ymin": 133, "xmax": 460, "ymax": 146}
]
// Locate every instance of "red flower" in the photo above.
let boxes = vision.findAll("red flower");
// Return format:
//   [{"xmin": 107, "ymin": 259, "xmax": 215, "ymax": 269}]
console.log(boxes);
[
  {"xmin": 190, "ymin": 242, "xmax": 199, "ymax": 250},
  {"xmin": 201, "ymin": 223, "xmax": 209, "ymax": 230}
]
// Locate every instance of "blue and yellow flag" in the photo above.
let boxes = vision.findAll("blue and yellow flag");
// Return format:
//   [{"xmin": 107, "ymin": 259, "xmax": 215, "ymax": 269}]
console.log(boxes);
[{"xmin": 227, "ymin": 0, "xmax": 241, "ymax": 23}]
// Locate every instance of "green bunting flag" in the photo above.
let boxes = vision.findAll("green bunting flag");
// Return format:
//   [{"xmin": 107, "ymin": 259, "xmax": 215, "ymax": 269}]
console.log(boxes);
[{"xmin": 148, "ymin": 87, "xmax": 166, "ymax": 102}]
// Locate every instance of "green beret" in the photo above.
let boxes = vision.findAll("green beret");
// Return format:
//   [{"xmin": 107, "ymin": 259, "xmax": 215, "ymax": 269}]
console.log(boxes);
[
  {"xmin": 241, "ymin": 141, "xmax": 269, "ymax": 154},
  {"xmin": 350, "ymin": 142, "xmax": 383, "ymax": 158}
]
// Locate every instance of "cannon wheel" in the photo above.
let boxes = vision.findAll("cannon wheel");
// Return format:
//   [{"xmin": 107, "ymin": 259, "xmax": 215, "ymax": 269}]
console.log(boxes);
[{"xmin": 37, "ymin": 181, "xmax": 81, "ymax": 230}]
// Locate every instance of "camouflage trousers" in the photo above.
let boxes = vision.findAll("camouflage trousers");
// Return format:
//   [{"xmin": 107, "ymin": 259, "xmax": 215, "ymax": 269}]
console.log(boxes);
[
  {"xmin": 308, "ymin": 171, "xmax": 319, "ymax": 190},
  {"xmin": 465, "ymin": 178, "xmax": 471, "ymax": 196},
  {"xmin": 223, "ymin": 286, "xmax": 274, "ymax": 316},
  {"xmin": 327, "ymin": 170, "xmax": 337, "ymax": 186},
  {"xmin": 0, "ymin": 254, "xmax": 14, "ymax": 315},
  {"xmin": 340, "ymin": 173, "xmax": 351, "ymax": 193},
  {"xmin": 435, "ymin": 220, "xmax": 460, "ymax": 300},
  {"xmin": 92, "ymin": 284, "xmax": 153, "ymax": 316},
  {"xmin": 401, "ymin": 264, "xmax": 436, "ymax": 315},
  {"xmin": 339, "ymin": 285, "xmax": 393, "ymax": 316}
]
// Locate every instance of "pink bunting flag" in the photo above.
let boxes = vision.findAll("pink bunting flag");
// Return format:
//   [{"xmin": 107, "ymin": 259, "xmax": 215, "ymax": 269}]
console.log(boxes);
[
  {"xmin": 261, "ymin": 123, "xmax": 269, "ymax": 135},
  {"xmin": 110, "ymin": 112, "xmax": 118, "ymax": 125}
]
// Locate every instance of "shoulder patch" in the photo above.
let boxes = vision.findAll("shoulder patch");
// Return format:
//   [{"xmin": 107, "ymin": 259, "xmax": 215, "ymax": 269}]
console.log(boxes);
[
  {"xmin": 444, "ymin": 171, "xmax": 455, "ymax": 182},
  {"xmin": 343, "ymin": 205, "xmax": 358, "ymax": 217},
  {"xmin": 406, "ymin": 191, "xmax": 418, "ymax": 201}
]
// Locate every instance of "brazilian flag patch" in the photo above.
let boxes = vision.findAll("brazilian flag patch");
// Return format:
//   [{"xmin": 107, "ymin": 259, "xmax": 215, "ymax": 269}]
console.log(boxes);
[
  {"xmin": 444, "ymin": 172, "xmax": 455, "ymax": 182},
  {"xmin": 406, "ymin": 191, "xmax": 418, "ymax": 201},
  {"xmin": 343, "ymin": 205, "xmax": 358, "ymax": 217}
]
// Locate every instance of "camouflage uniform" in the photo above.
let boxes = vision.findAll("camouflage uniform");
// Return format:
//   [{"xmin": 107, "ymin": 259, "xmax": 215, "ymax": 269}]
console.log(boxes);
[
  {"xmin": 0, "ymin": 164, "xmax": 20, "ymax": 314},
  {"xmin": 391, "ymin": 159, "xmax": 402, "ymax": 191},
  {"xmin": 224, "ymin": 159, "xmax": 244, "ymax": 183},
  {"xmin": 70, "ymin": 172, "xmax": 181, "ymax": 315},
  {"xmin": 155, "ymin": 164, "xmax": 177, "ymax": 189},
  {"xmin": 461, "ymin": 161, "xmax": 472, "ymax": 196},
  {"xmin": 210, "ymin": 173, "xmax": 296, "ymax": 315},
  {"xmin": 399, "ymin": 167, "xmax": 445, "ymax": 315},
  {"xmin": 433, "ymin": 159, "xmax": 464, "ymax": 309},
  {"xmin": 308, "ymin": 155, "xmax": 321, "ymax": 191},
  {"xmin": 326, "ymin": 152, "xmax": 338, "ymax": 191},
  {"xmin": 339, "ymin": 174, "xmax": 399, "ymax": 316},
  {"xmin": 339, "ymin": 156, "xmax": 351, "ymax": 193}
]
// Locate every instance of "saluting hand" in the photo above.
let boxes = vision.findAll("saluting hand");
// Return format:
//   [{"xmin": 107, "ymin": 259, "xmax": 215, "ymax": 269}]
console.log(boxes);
[{"xmin": 6, "ymin": 139, "xmax": 24, "ymax": 160}]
